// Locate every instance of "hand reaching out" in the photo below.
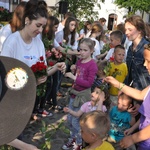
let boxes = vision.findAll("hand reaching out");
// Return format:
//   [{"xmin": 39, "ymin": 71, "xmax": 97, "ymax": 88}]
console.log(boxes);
[
  {"xmin": 56, "ymin": 62, "xmax": 66, "ymax": 74},
  {"xmin": 63, "ymin": 107, "xmax": 70, "ymax": 113},
  {"xmin": 120, "ymin": 135, "xmax": 134, "ymax": 148},
  {"xmin": 124, "ymin": 128, "xmax": 134, "ymax": 136},
  {"xmin": 65, "ymin": 72, "xmax": 76, "ymax": 80}
]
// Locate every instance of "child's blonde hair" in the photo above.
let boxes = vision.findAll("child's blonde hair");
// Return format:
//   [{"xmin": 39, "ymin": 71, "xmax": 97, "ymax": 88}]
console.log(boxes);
[
  {"xmin": 80, "ymin": 38, "xmax": 95, "ymax": 52},
  {"xmin": 80, "ymin": 110, "xmax": 110, "ymax": 139}
]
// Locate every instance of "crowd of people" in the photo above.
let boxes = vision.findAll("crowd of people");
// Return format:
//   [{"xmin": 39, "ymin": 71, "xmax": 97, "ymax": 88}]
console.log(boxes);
[{"xmin": 0, "ymin": 0, "xmax": 150, "ymax": 150}]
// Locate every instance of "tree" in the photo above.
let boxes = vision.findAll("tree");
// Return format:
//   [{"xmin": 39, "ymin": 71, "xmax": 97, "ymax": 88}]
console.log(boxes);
[
  {"xmin": 114, "ymin": 0, "xmax": 150, "ymax": 17},
  {"xmin": 63, "ymin": 0, "xmax": 105, "ymax": 21}
]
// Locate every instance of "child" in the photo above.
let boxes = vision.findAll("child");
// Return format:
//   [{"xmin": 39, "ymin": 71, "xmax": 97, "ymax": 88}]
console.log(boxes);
[
  {"xmin": 63, "ymin": 38, "xmax": 98, "ymax": 150},
  {"xmin": 104, "ymin": 30, "xmax": 124, "ymax": 61},
  {"xmin": 104, "ymin": 43, "xmax": 150, "ymax": 150},
  {"xmin": 89, "ymin": 23, "xmax": 103, "ymax": 61},
  {"xmin": 80, "ymin": 110, "xmax": 114, "ymax": 150},
  {"xmin": 63, "ymin": 87, "xmax": 110, "ymax": 116},
  {"xmin": 108, "ymin": 93, "xmax": 136, "ymax": 150},
  {"xmin": 91, "ymin": 61, "xmax": 108, "ymax": 92},
  {"xmin": 109, "ymin": 45, "xmax": 128, "ymax": 107}
]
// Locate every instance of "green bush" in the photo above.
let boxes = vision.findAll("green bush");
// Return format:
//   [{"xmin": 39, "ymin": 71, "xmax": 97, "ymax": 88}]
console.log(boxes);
[{"xmin": 0, "ymin": 7, "xmax": 12, "ymax": 21}]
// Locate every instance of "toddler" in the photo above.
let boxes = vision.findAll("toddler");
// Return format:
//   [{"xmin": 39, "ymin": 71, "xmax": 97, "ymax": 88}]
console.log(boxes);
[
  {"xmin": 63, "ymin": 87, "xmax": 110, "ymax": 116},
  {"xmin": 80, "ymin": 110, "xmax": 114, "ymax": 150},
  {"xmin": 108, "ymin": 93, "xmax": 136, "ymax": 150}
]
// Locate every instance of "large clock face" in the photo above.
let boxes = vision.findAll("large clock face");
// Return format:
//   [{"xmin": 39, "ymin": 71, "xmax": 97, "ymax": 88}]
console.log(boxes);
[{"xmin": 5, "ymin": 68, "xmax": 28, "ymax": 90}]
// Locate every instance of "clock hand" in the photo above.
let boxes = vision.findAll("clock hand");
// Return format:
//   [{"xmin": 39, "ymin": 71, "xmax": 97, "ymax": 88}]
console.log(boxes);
[{"xmin": 15, "ymin": 75, "xmax": 20, "ymax": 82}]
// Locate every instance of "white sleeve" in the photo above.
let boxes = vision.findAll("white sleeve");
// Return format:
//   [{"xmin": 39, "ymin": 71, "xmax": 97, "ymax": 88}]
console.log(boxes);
[
  {"xmin": 0, "ymin": 24, "xmax": 12, "ymax": 52},
  {"xmin": 79, "ymin": 29, "xmax": 84, "ymax": 35},
  {"xmin": 54, "ymin": 39, "xmax": 60, "ymax": 48},
  {"xmin": 71, "ymin": 33, "xmax": 79, "ymax": 50},
  {"xmin": 105, "ymin": 48, "xmax": 114, "ymax": 60},
  {"xmin": 55, "ymin": 30, "xmax": 64, "ymax": 44}
]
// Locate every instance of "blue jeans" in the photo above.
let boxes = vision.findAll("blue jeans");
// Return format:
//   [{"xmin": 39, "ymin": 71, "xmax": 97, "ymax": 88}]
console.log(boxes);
[{"xmin": 67, "ymin": 97, "xmax": 82, "ymax": 145}]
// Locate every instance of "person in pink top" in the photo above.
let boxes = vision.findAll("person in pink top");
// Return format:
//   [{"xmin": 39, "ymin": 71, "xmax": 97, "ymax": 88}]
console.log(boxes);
[
  {"xmin": 63, "ymin": 87, "xmax": 110, "ymax": 116},
  {"xmin": 62, "ymin": 38, "xmax": 98, "ymax": 150}
]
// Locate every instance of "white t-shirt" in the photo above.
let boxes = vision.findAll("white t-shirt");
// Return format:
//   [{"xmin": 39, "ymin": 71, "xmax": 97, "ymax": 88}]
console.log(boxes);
[
  {"xmin": 105, "ymin": 48, "xmax": 114, "ymax": 60},
  {"xmin": 105, "ymin": 47, "xmax": 127, "ymax": 61},
  {"xmin": 90, "ymin": 37, "xmax": 101, "ymax": 61},
  {"xmin": 56, "ymin": 22, "xmax": 64, "ymax": 34},
  {"xmin": 55, "ymin": 30, "xmax": 79, "ymax": 50},
  {"xmin": 54, "ymin": 38, "xmax": 60, "ymax": 48},
  {"xmin": 85, "ymin": 30, "xmax": 91, "ymax": 38},
  {"xmin": 79, "ymin": 28, "xmax": 84, "ymax": 35},
  {"xmin": 0, "ymin": 24, "xmax": 12, "ymax": 53},
  {"xmin": 1, "ymin": 31, "xmax": 46, "ymax": 67}
]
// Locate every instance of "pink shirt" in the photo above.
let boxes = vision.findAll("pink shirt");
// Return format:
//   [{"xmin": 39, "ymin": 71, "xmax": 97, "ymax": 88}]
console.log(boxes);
[{"xmin": 80, "ymin": 101, "xmax": 107, "ymax": 113}]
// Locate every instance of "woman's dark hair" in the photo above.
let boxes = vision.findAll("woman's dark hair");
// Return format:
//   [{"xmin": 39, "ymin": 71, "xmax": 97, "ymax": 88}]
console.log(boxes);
[
  {"xmin": 125, "ymin": 15, "xmax": 146, "ymax": 37},
  {"xmin": 64, "ymin": 16, "xmax": 77, "ymax": 45},
  {"xmin": 101, "ymin": 87, "xmax": 111, "ymax": 111},
  {"xmin": 42, "ymin": 15, "xmax": 59, "ymax": 41},
  {"xmin": 22, "ymin": 0, "xmax": 48, "ymax": 28},
  {"xmin": 9, "ymin": 1, "xmax": 27, "ymax": 32},
  {"xmin": 84, "ymin": 21, "xmax": 92, "ymax": 35}
]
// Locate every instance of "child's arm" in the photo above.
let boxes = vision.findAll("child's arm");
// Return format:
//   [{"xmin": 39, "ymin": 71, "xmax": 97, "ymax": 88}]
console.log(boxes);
[
  {"xmin": 129, "ymin": 115, "xmax": 136, "ymax": 126},
  {"xmin": 120, "ymin": 124, "xmax": 150, "ymax": 149},
  {"xmin": 63, "ymin": 107, "xmax": 83, "ymax": 117},
  {"xmin": 124, "ymin": 119, "xmax": 140, "ymax": 136},
  {"xmin": 65, "ymin": 72, "xmax": 76, "ymax": 81}
]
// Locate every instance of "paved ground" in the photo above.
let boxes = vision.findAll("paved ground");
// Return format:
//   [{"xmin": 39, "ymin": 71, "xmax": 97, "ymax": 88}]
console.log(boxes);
[{"xmin": 22, "ymin": 77, "xmax": 73, "ymax": 150}]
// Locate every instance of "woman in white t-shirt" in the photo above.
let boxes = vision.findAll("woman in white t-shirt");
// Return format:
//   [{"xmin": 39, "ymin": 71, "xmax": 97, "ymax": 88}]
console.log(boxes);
[
  {"xmin": 55, "ymin": 16, "xmax": 79, "ymax": 52},
  {"xmin": 1, "ymin": 1, "xmax": 66, "ymax": 117},
  {"xmin": 89, "ymin": 23, "xmax": 103, "ymax": 61},
  {"xmin": 78, "ymin": 20, "xmax": 92, "ymax": 41},
  {"xmin": 0, "ymin": 2, "xmax": 27, "ymax": 53}
]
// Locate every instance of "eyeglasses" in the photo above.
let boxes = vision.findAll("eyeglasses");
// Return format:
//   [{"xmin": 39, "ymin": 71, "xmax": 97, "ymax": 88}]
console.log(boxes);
[{"xmin": 144, "ymin": 44, "xmax": 150, "ymax": 51}]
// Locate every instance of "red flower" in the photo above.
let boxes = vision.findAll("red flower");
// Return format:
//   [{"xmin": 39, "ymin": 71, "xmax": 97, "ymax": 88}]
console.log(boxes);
[
  {"xmin": 110, "ymin": 57, "xmax": 114, "ymax": 62},
  {"xmin": 31, "ymin": 57, "xmax": 47, "ymax": 97},
  {"xmin": 49, "ymin": 61, "xmax": 55, "ymax": 66},
  {"xmin": 40, "ymin": 56, "xmax": 44, "ymax": 61},
  {"xmin": 59, "ymin": 42, "xmax": 62, "ymax": 46}
]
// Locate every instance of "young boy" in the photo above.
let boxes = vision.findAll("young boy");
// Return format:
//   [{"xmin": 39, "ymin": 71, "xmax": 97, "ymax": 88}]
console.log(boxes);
[
  {"xmin": 104, "ymin": 30, "xmax": 124, "ymax": 61},
  {"xmin": 91, "ymin": 61, "xmax": 108, "ymax": 92},
  {"xmin": 109, "ymin": 45, "xmax": 128, "ymax": 107},
  {"xmin": 80, "ymin": 110, "xmax": 114, "ymax": 150},
  {"xmin": 108, "ymin": 93, "xmax": 136, "ymax": 150}
]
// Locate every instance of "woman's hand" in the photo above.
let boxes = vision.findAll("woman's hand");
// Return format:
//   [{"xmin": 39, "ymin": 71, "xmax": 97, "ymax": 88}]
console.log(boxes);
[
  {"xmin": 70, "ymin": 64, "xmax": 76, "ymax": 74},
  {"xmin": 104, "ymin": 76, "xmax": 120, "ymax": 88},
  {"xmin": 56, "ymin": 62, "xmax": 66, "ymax": 74},
  {"xmin": 37, "ymin": 76, "xmax": 47, "ymax": 86}
]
